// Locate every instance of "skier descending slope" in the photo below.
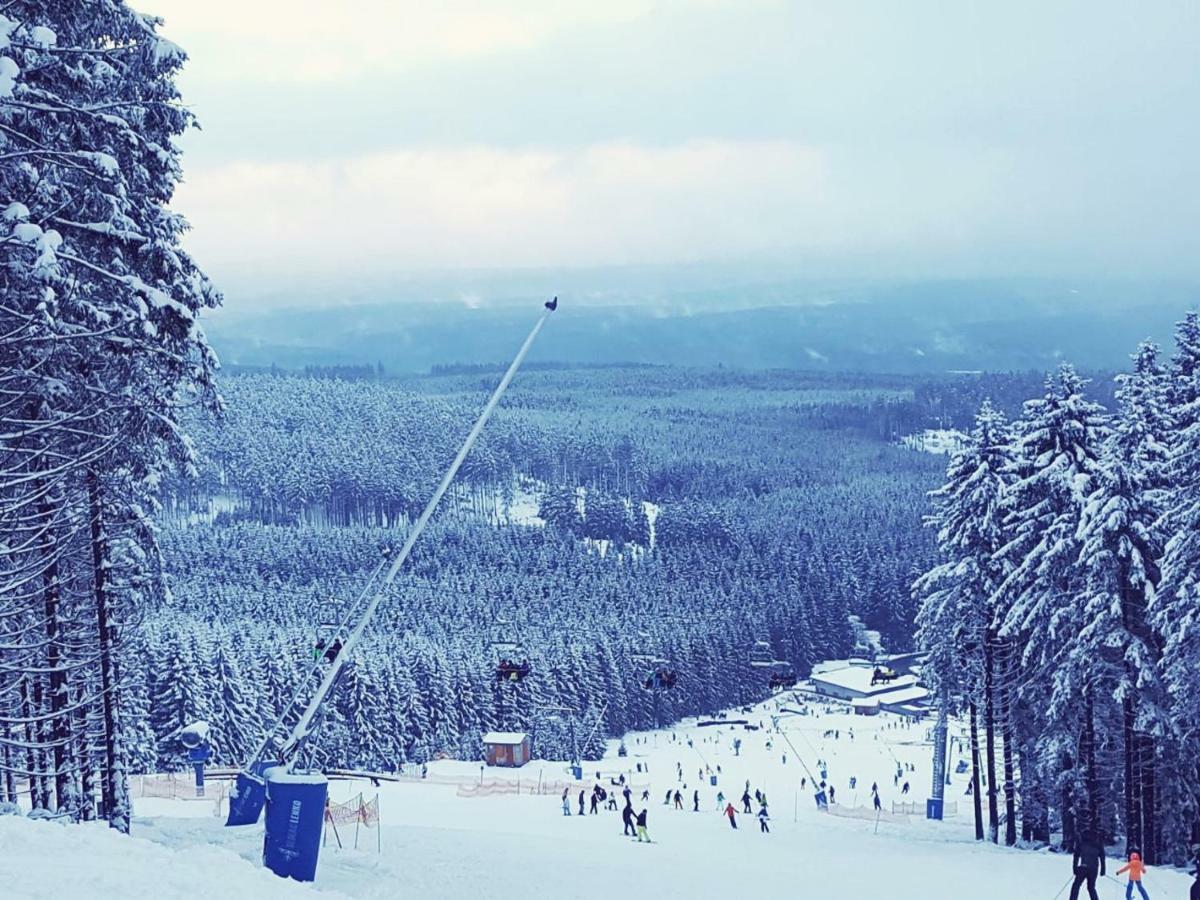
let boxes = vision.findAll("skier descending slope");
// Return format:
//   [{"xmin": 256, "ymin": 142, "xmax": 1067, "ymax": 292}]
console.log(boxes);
[
  {"xmin": 725, "ymin": 803, "xmax": 738, "ymax": 829},
  {"xmin": 1069, "ymin": 831, "xmax": 1105, "ymax": 900},
  {"xmin": 1116, "ymin": 853, "xmax": 1150, "ymax": 900}
]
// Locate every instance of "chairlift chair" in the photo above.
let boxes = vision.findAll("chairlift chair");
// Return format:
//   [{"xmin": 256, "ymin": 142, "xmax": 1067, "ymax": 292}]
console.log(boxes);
[
  {"xmin": 768, "ymin": 662, "xmax": 796, "ymax": 692},
  {"xmin": 491, "ymin": 619, "xmax": 531, "ymax": 682},
  {"xmin": 641, "ymin": 657, "xmax": 677, "ymax": 693}
]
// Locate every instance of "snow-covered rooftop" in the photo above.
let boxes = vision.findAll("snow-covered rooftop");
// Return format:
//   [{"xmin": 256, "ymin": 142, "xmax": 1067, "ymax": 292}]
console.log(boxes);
[
  {"xmin": 850, "ymin": 698, "xmax": 880, "ymax": 708},
  {"xmin": 482, "ymin": 732, "xmax": 528, "ymax": 745},
  {"xmin": 873, "ymin": 686, "xmax": 930, "ymax": 706},
  {"xmin": 810, "ymin": 666, "xmax": 920, "ymax": 696}
]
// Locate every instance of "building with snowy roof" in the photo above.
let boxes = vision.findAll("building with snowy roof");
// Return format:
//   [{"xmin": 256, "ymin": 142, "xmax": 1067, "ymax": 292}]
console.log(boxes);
[
  {"xmin": 807, "ymin": 661, "xmax": 931, "ymax": 718},
  {"xmin": 482, "ymin": 732, "xmax": 531, "ymax": 768}
]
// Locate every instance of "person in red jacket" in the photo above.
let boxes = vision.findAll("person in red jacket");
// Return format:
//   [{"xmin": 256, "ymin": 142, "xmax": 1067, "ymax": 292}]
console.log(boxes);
[
  {"xmin": 1116, "ymin": 851, "xmax": 1150, "ymax": 900},
  {"xmin": 724, "ymin": 802, "xmax": 738, "ymax": 829}
]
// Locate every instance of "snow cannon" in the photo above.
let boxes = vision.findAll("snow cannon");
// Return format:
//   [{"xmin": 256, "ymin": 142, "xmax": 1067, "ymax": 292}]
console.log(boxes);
[
  {"xmin": 179, "ymin": 721, "xmax": 212, "ymax": 798},
  {"xmin": 262, "ymin": 767, "xmax": 328, "ymax": 882},
  {"xmin": 225, "ymin": 759, "xmax": 278, "ymax": 826}
]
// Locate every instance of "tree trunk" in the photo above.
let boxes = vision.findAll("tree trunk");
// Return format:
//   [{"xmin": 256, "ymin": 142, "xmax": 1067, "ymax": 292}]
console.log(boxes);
[
  {"xmin": 1140, "ymin": 734, "xmax": 1156, "ymax": 864},
  {"xmin": 984, "ymin": 631, "xmax": 1000, "ymax": 843},
  {"xmin": 39, "ymin": 501, "xmax": 72, "ymax": 816},
  {"xmin": 998, "ymin": 640, "xmax": 1018, "ymax": 846},
  {"xmin": 969, "ymin": 700, "xmax": 984, "ymax": 840},
  {"xmin": 1124, "ymin": 694, "xmax": 1142, "ymax": 855},
  {"xmin": 1084, "ymin": 692, "xmax": 1099, "ymax": 837},
  {"xmin": 88, "ymin": 473, "xmax": 129, "ymax": 833}
]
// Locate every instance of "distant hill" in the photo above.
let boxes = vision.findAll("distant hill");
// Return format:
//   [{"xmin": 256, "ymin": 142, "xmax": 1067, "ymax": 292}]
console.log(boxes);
[{"xmin": 205, "ymin": 278, "xmax": 1199, "ymax": 374}]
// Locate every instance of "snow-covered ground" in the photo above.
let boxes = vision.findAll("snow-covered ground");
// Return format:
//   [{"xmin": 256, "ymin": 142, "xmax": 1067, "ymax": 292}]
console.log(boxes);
[
  {"xmin": 2, "ymin": 692, "xmax": 1193, "ymax": 900},
  {"xmin": 900, "ymin": 429, "xmax": 967, "ymax": 455}
]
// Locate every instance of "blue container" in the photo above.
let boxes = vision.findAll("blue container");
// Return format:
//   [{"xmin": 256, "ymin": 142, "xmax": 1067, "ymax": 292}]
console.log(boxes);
[
  {"xmin": 225, "ymin": 760, "xmax": 278, "ymax": 827},
  {"xmin": 571, "ymin": 765, "xmax": 583, "ymax": 780},
  {"xmin": 926, "ymin": 797, "xmax": 944, "ymax": 821},
  {"xmin": 709, "ymin": 775, "xmax": 718, "ymax": 786},
  {"xmin": 262, "ymin": 768, "xmax": 328, "ymax": 883}
]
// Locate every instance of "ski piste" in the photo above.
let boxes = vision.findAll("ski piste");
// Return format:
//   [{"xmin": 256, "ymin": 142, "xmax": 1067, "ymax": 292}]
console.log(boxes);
[{"xmin": 225, "ymin": 300, "xmax": 557, "ymax": 826}]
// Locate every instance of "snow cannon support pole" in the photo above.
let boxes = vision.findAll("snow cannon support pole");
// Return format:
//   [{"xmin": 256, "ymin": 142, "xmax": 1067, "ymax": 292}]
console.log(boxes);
[
  {"xmin": 278, "ymin": 304, "xmax": 555, "ymax": 769},
  {"xmin": 927, "ymin": 706, "xmax": 948, "ymax": 821}
]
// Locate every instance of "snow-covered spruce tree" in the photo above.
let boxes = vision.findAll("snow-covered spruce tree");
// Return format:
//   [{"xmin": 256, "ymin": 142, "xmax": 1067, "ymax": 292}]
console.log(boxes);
[
  {"xmin": 1075, "ymin": 342, "xmax": 1172, "ymax": 861},
  {"xmin": 996, "ymin": 364, "xmax": 1108, "ymax": 844},
  {"xmin": 914, "ymin": 400, "xmax": 1012, "ymax": 843},
  {"xmin": 1, "ymin": 1, "xmax": 219, "ymax": 832},
  {"xmin": 1158, "ymin": 310, "xmax": 1200, "ymax": 856}
]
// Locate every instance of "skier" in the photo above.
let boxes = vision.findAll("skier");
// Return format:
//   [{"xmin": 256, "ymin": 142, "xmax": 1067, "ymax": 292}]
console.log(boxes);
[
  {"xmin": 578, "ymin": 790, "xmax": 585, "ymax": 816},
  {"xmin": 902, "ymin": 781, "xmax": 910, "ymax": 795},
  {"xmin": 758, "ymin": 806, "xmax": 770, "ymax": 833},
  {"xmin": 1116, "ymin": 852, "xmax": 1150, "ymax": 900},
  {"xmin": 674, "ymin": 790, "xmax": 683, "ymax": 810},
  {"xmin": 544, "ymin": 295, "xmax": 558, "ymax": 311},
  {"xmin": 1068, "ymin": 830, "xmax": 1105, "ymax": 900},
  {"xmin": 636, "ymin": 808, "xmax": 650, "ymax": 843},
  {"xmin": 873, "ymin": 792, "xmax": 882, "ymax": 812},
  {"xmin": 828, "ymin": 785, "xmax": 835, "ymax": 804},
  {"xmin": 716, "ymin": 790, "xmax": 725, "ymax": 810},
  {"xmin": 693, "ymin": 789, "xmax": 700, "ymax": 812},
  {"xmin": 622, "ymin": 802, "xmax": 636, "ymax": 836},
  {"xmin": 742, "ymin": 789, "xmax": 752, "ymax": 813},
  {"xmin": 562, "ymin": 787, "xmax": 571, "ymax": 816},
  {"xmin": 725, "ymin": 802, "xmax": 738, "ymax": 829},
  {"xmin": 641, "ymin": 789, "xmax": 650, "ymax": 802},
  {"xmin": 590, "ymin": 790, "xmax": 599, "ymax": 815},
  {"xmin": 663, "ymin": 789, "xmax": 672, "ymax": 806}
]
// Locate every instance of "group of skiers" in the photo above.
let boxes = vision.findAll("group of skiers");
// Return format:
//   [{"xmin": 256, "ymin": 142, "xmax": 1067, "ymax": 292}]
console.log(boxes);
[{"xmin": 1067, "ymin": 832, "xmax": 1200, "ymax": 900}]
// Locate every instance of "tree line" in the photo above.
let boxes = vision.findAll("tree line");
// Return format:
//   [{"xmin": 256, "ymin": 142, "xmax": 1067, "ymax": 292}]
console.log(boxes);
[{"xmin": 915, "ymin": 311, "xmax": 1200, "ymax": 865}]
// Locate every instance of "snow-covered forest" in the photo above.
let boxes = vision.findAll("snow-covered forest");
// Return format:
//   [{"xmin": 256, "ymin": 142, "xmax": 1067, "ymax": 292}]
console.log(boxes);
[
  {"xmin": 914, "ymin": 314, "xmax": 1200, "ymax": 864},
  {"xmin": 4, "ymin": 0, "xmax": 1200, "ymax": 889},
  {"xmin": 0, "ymin": 1, "xmax": 219, "ymax": 833},
  {"xmin": 145, "ymin": 366, "xmax": 954, "ymax": 773}
]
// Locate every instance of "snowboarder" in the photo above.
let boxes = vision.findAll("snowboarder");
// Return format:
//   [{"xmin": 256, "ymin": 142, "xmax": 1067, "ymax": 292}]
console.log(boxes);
[
  {"xmin": 636, "ymin": 808, "xmax": 650, "ymax": 843},
  {"xmin": 758, "ymin": 806, "xmax": 770, "ymax": 833},
  {"xmin": 1116, "ymin": 852, "xmax": 1150, "ymax": 900},
  {"xmin": 622, "ymin": 802, "xmax": 636, "ymax": 836},
  {"xmin": 725, "ymin": 803, "xmax": 738, "ymax": 829},
  {"xmin": 1069, "ymin": 830, "xmax": 1105, "ymax": 900}
]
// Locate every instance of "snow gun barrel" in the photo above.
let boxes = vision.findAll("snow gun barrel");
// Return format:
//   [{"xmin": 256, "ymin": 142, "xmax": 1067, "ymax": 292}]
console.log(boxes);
[
  {"xmin": 277, "ymin": 301, "xmax": 556, "ymax": 768},
  {"xmin": 223, "ymin": 300, "xmax": 556, "ymax": 828}
]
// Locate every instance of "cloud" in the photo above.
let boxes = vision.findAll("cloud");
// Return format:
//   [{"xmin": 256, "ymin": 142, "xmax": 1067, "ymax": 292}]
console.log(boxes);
[
  {"xmin": 147, "ymin": 0, "xmax": 659, "ymax": 82},
  {"xmin": 175, "ymin": 139, "xmax": 828, "ymax": 271}
]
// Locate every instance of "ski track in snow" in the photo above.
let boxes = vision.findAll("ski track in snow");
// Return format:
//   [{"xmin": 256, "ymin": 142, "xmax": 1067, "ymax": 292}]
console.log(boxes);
[{"xmin": 2, "ymin": 693, "xmax": 1194, "ymax": 899}]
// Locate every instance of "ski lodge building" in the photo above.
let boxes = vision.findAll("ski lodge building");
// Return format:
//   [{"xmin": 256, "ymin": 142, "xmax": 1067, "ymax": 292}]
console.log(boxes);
[
  {"xmin": 482, "ymin": 732, "xmax": 531, "ymax": 768},
  {"xmin": 808, "ymin": 656, "xmax": 931, "ymax": 718}
]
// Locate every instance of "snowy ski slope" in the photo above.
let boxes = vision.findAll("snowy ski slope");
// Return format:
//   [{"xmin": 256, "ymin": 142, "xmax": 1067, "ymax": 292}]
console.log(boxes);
[{"xmin": 2, "ymin": 692, "xmax": 1194, "ymax": 900}]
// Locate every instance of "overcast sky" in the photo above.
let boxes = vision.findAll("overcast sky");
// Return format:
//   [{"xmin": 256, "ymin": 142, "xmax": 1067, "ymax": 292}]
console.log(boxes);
[{"xmin": 150, "ymin": 0, "xmax": 1200, "ymax": 291}]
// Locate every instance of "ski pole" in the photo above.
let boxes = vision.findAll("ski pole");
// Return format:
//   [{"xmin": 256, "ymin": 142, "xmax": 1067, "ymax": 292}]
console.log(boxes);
[{"xmin": 1050, "ymin": 874, "xmax": 1073, "ymax": 900}]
